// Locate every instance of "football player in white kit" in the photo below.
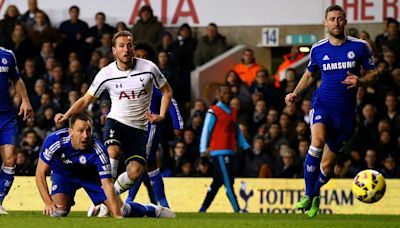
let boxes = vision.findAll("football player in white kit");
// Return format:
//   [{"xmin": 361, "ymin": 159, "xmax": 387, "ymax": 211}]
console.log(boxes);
[{"xmin": 54, "ymin": 31, "xmax": 173, "ymax": 202}]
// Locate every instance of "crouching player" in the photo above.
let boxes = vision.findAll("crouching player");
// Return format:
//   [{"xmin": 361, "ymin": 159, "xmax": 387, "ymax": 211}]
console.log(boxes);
[{"xmin": 35, "ymin": 112, "xmax": 175, "ymax": 218}]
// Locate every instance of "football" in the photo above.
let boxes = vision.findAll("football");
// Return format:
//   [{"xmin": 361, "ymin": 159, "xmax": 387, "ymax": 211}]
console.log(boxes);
[{"xmin": 352, "ymin": 169, "xmax": 386, "ymax": 203}]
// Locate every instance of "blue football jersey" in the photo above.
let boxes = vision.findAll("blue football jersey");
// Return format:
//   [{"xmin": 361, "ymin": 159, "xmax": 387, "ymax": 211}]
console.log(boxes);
[
  {"xmin": 307, "ymin": 37, "xmax": 375, "ymax": 113},
  {"xmin": 150, "ymin": 87, "xmax": 183, "ymax": 130},
  {"xmin": 0, "ymin": 47, "xmax": 19, "ymax": 112},
  {"xmin": 39, "ymin": 129, "xmax": 112, "ymax": 180}
]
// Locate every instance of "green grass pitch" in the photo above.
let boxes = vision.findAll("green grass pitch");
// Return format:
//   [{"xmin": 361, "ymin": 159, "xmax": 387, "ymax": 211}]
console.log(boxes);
[{"xmin": 1, "ymin": 212, "xmax": 400, "ymax": 228}]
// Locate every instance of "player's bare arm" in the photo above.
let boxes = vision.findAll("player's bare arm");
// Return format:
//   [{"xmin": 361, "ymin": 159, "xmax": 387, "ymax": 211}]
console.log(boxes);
[
  {"xmin": 101, "ymin": 178, "xmax": 123, "ymax": 218},
  {"xmin": 54, "ymin": 93, "xmax": 97, "ymax": 124},
  {"xmin": 35, "ymin": 159, "xmax": 56, "ymax": 216},
  {"xmin": 147, "ymin": 83, "xmax": 173, "ymax": 123},
  {"xmin": 285, "ymin": 70, "xmax": 313, "ymax": 106},
  {"xmin": 342, "ymin": 69, "xmax": 378, "ymax": 89},
  {"xmin": 14, "ymin": 78, "xmax": 33, "ymax": 121}
]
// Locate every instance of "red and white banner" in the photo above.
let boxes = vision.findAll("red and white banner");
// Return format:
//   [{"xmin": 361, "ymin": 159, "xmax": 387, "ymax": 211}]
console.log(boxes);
[{"xmin": 0, "ymin": 0, "xmax": 398, "ymax": 27}]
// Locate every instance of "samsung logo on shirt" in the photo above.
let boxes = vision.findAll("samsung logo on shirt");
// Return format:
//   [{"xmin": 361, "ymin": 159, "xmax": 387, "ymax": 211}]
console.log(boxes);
[
  {"xmin": 322, "ymin": 61, "xmax": 356, "ymax": 71},
  {"xmin": 0, "ymin": 66, "xmax": 9, "ymax": 72}
]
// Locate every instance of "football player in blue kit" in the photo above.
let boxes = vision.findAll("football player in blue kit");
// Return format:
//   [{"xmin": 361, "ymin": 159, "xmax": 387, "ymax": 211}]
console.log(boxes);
[
  {"xmin": 36, "ymin": 113, "xmax": 175, "ymax": 218},
  {"xmin": 0, "ymin": 47, "xmax": 33, "ymax": 214},
  {"xmin": 285, "ymin": 5, "xmax": 378, "ymax": 218}
]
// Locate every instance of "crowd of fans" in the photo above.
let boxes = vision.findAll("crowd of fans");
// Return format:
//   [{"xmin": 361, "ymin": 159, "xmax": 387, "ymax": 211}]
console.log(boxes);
[{"xmin": 0, "ymin": 1, "xmax": 399, "ymax": 178}]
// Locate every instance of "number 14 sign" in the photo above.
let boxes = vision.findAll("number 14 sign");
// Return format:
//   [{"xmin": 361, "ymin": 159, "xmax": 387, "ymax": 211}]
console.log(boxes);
[{"xmin": 261, "ymin": 27, "xmax": 279, "ymax": 47}]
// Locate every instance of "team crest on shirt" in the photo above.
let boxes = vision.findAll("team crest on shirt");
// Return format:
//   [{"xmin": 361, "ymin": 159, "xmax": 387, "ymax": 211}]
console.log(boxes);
[
  {"xmin": 79, "ymin": 155, "xmax": 87, "ymax": 165},
  {"xmin": 347, "ymin": 51, "xmax": 355, "ymax": 59},
  {"xmin": 1, "ymin": 58, "xmax": 7, "ymax": 64}
]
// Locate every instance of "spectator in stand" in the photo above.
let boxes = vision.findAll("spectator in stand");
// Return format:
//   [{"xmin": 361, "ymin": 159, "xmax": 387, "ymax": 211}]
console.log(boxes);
[
  {"xmin": 276, "ymin": 148, "xmax": 301, "ymax": 178},
  {"xmin": 21, "ymin": 130, "xmax": 42, "ymax": 163},
  {"xmin": 86, "ymin": 12, "xmax": 114, "ymax": 50},
  {"xmin": 29, "ymin": 10, "xmax": 64, "ymax": 54},
  {"xmin": 95, "ymin": 32, "xmax": 113, "ymax": 61},
  {"xmin": 382, "ymin": 92, "xmax": 400, "ymax": 134},
  {"xmin": 249, "ymin": 69, "xmax": 279, "ymax": 108},
  {"xmin": 274, "ymin": 46, "xmax": 305, "ymax": 88},
  {"xmin": 381, "ymin": 154, "xmax": 400, "ymax": 178},
  {"xmin": 241, "ymin": 136, "xmax": 273, "ymax": 178},
  {"xmin": 249, "ymin": 99, "xmax": 267, "ymax": 137},
  {"xmin": 15, "ymin": 149, "xmax": 35, "ymax": 176},
  {"xmin": 182, "ymin": 128, "xmax": 199, "ymax": 164},
  {"xmin": 35, "ymin": 40, "xmax": 55, "ymax": 75},
  {"xmin": 175, "ymin": 159, "xmax": 194, "ymax": 177},
  {"xmin": 155, "ymin": 32, "xmax": 174, "ymax": 54},
  {"xmin": 233, "ymin": 48, "xmax": 262, "ymax": 87},
  {"xmin": 194, "ymin": 157, "xmax": 211, "ymax": 177},
  {"xmin": 264, "ymin": 122, "xmax": 287, "ymax": 158},
  {"xmin": 85, "ymin": 50, "xmax": 102, "ymax": 81},
  {"xmin": 382, "ymin": 49, "xmax": 400, "ymax": 71},
  {"xmin": 51, "ymin": 82, "xmax": 67, "ymax": 112},
  {"xmin": 132, "ymin": 5, "xmax": 164, "ymax": 47},
  {"xmin": 20, "ymin": 58, "xmax": 40, "ymax": 98},
  {"xmin": 19, "ymin": 0, "xmax": 51, "ymax": 30},
  {"xmin": 362, "ymin": 149, "xmax": 381, "ymax": 171},
  {"xmin": 225, "ymin": 70, "xmax": 252, "ymax": 112},
  {"xmin": 30, "ymin": 79, "xmax": 46, "ymax": 111},
  {"xmin": 11, "ymin": 22, "xmax": 35, "ymax": 70},
  {"xmin": 59, "ymin": 5, "xmax": 89, "ymax": 64},
  {"xmin": 376, "ymin": 130, "xmax": 397, "ymax": 160},
  {"xmin": 299, "ymin": 98, "xmax": 311, "ymax": 124},
  {"xmin": 115, "ymin": 21, "xmax": 128, "ymax": 32},
  {"xmin": 194, "ymin": 23, "xmax": 228, "ymax": 66},
  {"xmin": 375, "ymin": 18, "xmax": 400, "ymax": 58},
  {"xmin": 0, "ymin": 5, "xmax": 21, "ymax": 37},
  {"xmin": 157, "ymin": 50, "xmax": 179, "ymax": 95}
]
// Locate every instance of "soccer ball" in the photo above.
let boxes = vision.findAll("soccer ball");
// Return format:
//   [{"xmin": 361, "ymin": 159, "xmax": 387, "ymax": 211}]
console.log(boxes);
[{"xmin": 352, "ymin": 169, "xmax": 386, "ymax": 203}]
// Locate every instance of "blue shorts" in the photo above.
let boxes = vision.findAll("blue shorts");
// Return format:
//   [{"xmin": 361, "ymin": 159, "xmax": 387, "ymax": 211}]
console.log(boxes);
[
  {"xmin": 146, "ymin": 123, "xmax": 161, "ymax": 162},
  {"xmin": 103, "ymin": 118, "xmax": 147, "ymax": 165},
  {"xmin": 50, "ymin": 173, "xmax": 106, "ymax": 205},
  {"xmin": 0, "ymin": 112, "xmax": 17, "ymax": 146},
  {"xmin": 310, "ymin": 107, "xmax": 355, "ymax": 153}
]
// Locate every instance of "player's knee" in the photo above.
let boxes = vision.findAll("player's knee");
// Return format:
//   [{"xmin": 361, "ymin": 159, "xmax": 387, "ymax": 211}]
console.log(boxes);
[
  {"xmin": 107, "ymin": 145, "xmax": 122, "ymax": 158},
  {"xmin": 127, "ymin": 163, "xmax": 143, "ymax": 180},
  {"xmin": 2, "ymin": 156, "xmax": 16, "ymax": 167},
  {"xmin": 320, "ymin": 160, "xmax": 333, "ymax": 175}
]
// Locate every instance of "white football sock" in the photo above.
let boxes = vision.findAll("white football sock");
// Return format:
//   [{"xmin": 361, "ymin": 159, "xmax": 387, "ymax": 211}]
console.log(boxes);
[{"xmin": 114, "ymin": 172, "xmax": 135, "ymax": 195}]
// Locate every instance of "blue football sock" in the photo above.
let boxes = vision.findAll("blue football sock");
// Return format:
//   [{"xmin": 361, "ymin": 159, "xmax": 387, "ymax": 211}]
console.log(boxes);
[
  {"xmin": 126, "ymin": 176, "xmax": 143, "ymax": 203},
  {"xmin": 303, "ymin": 146, "xmax": 322, "ymax": 198},
  {"xmin": 143, "ymin": 203, "xmax": 157, "ymax": 217},
  {"xmin": 312, "ymin": 170, "xmax": 330, "ymax": 197},
  {"xmin": 123, "ymin": 202, "xmax": 146, "ymax": 217},
  {"xmin": 0, "ymin": 166, "xmax": 15, "ymax": 204},
  {"xmin": 149, "ymin": 169, "xmax": 169, "ymax": 208}
]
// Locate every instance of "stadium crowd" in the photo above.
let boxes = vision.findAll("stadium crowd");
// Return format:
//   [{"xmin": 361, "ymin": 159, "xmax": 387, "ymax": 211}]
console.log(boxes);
[{"xmin": 0, "ymin": 2, "xmax": 399, "ymax": 179}]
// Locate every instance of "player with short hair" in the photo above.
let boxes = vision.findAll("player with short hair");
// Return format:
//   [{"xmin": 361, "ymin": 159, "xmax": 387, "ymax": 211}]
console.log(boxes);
[
  {"xmin": 37, "ymin": 112, "xmax": 175, "ymax": 218},
  {"xmin": 0, "ymin": 47, "xmax": 33, "ymax": 214},
  {"xmin": 285, "ymin": 5, "xmax": 378, "ymax": 218},
  {"xmin": 54, "ymin": 31, "xmax": 173, "ymax": 202},
  {"xmin": 199, "ymin": 85, "xmax": 250, "ymax": 213}
]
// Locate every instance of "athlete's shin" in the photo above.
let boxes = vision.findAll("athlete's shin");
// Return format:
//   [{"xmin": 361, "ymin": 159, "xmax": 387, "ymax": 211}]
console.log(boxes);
[{"xmin": 303, "ymin": 146, "xmax": 322, "ymax": 197}]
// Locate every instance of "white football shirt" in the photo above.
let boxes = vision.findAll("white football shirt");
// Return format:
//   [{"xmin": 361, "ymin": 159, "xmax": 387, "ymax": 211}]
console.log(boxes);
[{"xmin": 88, "ymin": 58, "xmax": 167, "ymax": 130}]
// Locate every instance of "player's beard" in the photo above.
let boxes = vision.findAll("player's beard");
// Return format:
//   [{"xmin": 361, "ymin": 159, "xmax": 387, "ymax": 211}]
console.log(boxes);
[{"xmin": 328, "ymin": 28, "xmax": 345, "ymax": 39}]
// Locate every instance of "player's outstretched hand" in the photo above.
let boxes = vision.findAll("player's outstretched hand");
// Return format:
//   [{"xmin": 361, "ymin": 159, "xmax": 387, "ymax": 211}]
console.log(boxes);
[
  {"xmin": 19, "ymin": 100, "xmax": 33, "ymax": 121},
  {"xmin": 285, "ymin": 93, "xmax": 298, "ymax": 106},
  {"xmin": 43, "ymin": 202, "xmax": 57, "ymax": 216},
  {"xmin": 342, "ymin": 71, "xmax": 359, "ymax": 89},
  {"xmin": 147, "ymin": 112, "xmax": 165, "ymax": 124},
  {"xmin": 54, "ymin": 113, "xmax": 68, "ymax": 124}
]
